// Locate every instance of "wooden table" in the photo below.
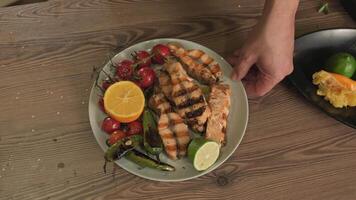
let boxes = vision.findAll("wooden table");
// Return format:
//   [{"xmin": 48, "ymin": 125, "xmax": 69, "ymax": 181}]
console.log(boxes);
[{"xmin": 1, "ymin": 0, "xmax": 355, "ymax": 199}]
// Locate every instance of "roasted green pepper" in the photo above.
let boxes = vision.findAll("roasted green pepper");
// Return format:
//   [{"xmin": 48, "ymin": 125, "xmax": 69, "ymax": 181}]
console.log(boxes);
[
  {"xmin": 103, "ymin": 135, "xmax": 173, "ymax": 173},
  {"xmin": 142, "ymin": 109, "xmax": 163, "ymax": 155},
  {"xmin": 104, "ymin": 135, "xmax": 143, "ymax": 162},
  {"xmin": 125, "ymin": 150, "xmax": 175, "ymax": 171}
]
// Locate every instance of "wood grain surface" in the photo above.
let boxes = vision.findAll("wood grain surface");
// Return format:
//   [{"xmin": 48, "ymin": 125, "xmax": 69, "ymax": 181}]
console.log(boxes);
[
  {"xmin": 0, "ymin": 0, "xmax": 356, "ymax": 199},
  {"xmin": 5, "ymin": 0, "xmax": 48, "ymax": 7}
]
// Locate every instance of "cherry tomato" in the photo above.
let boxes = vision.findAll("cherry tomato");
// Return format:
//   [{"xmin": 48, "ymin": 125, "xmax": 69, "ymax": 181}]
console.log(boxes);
[
  {"xmin": 136, "ymin": 67, "xmax": 156, "ymax": 89},
  {"xmin": 127, "ymin": 121, "xmax": 143, "ymax": 136},
  {"xmin": 134, "ymin": 51, "xmax": 152, "ymax": 68},
  {"xmin": 98, "ymin": 98, "xmax": 105, "ymax": 112},
  {"xmin": 108, "ymin": 130, "xmax": 127, "ymax": 145},
  {"xmin": 102, "ymin": 80, "xmax": 112, "ymax": 91},
  {"xmin": 116, "ymin": 60, "xmax": 134, "ymax": 80},
  {"xmin": 151, "ymin": 44, "xmax": 171, "ymax": 64},
  {"xmin": 101, "ymin": 117, "xmax": 120, "ymax": 134}
]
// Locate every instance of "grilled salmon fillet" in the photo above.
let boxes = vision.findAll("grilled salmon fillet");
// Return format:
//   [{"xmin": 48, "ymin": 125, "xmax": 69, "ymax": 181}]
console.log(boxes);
[
  {"xmin": 150, "ymin": 91, "xmax": 191, "ymax": 158},
  {"xmin": 158, "ymin": 112, "xmax": 190, "ymax": 157},
  {"xmin": 206, "ymin": 84, "xmax": 231, "ymax": 144},
  {"xmin": 149, "ymin": 92, "xmax": 172, "ymax": 115},
  {"xmin": 157, "ymin": 116, "xmax": 178, "ymax": 160},
  {"xmin": 187, "ymin": 49, "xmax": 223, "ymax": 79},
  {"xmin": 160, "ymin": 61, "xmax": 211, "ymax": 132},
  {"xmin": 158, "ymin": 71, "xmax": 173, "ymax": 100},
  {"xmin": 168, "ymin": 43, "xmax": 217, "ymax": 85}
]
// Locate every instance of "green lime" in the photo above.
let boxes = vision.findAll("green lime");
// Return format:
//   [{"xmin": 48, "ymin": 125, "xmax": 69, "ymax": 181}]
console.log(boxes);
[
  {"xmin": 325, "ymin": 52, "xmax": 356, "ymax": 78},
  {"xmin": 188, "ymin": 138, "xmax": 220, "ymax": 171}
]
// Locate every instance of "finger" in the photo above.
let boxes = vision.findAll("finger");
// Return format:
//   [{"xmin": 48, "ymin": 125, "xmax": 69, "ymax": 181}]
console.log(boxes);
[
  {"xmin": 243, "ymin": 73, "xmax": 277, "ymax": 97},
  {"xmin": 243, "ymin": 65, "xmax": 258, "ymax": 82},
  {"xmin": 227, "ymin": 56, "xmax": 239, "ymax": 66},
  {"xmin": 233, "ymin": 49, "xmax": 241, "ymax": 57},
  {"xmin": 227, "ymin": 49, "xmax": 241, "ymax": 65},
  {"xmin": 231, "ymin": 54, "xmax": 257, "ymax": 81}
]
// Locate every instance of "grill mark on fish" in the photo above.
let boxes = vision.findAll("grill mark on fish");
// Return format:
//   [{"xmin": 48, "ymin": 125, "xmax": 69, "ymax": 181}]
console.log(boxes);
[
  {"xmin": 187, "ymin": 49, "xmax": 223, "ymax": 79},
  {"xmin": 173, "ymin": 87, "xmax": 204, "ymax": 107},
  {"xmin": 177, "ymin": 102, "xmax": 206, "ymax": 118},
  {"xmin": 175, "ymin": 95, "xmax": 205, "ymax": 109},
  {"xmin": 187, "ymin": 119, "xmax": 205, "ymax": 133},
  {"xmin": 168, "ymin": 43, "xmax": 218, "ymax": 85},
  {"xmin": 165, "ymin": 61, "xmax": 199, "ymax": 107},
  {"xmin": 158, "ymin": 71, "xmax": 173, "ymax": 100},
  {"xmin": 158, "ymin": 115, "xmax": 178, "ymax": 160},
  {"xmin": 149, "ymin": 92, "xmax": 172, "ymax": 115},
  {"xmin": 159, "ymin": 112, "xmax": 190, "ymax": 157},
  {"xmin": 171, "ymin": 83, "xmax": 199, "ymax": 98},
  {"xmin": 179, "ymin": 56, "xmax": 216, "ymax": 84},
  {"xmin": 151, "ymin": 90, "xmax": 191, "ymax": 158},
  {"xmin": 185, "ymin": 48, "xmax": 222, "ymax": 78},
  {"xmin": 188, "ymin": 50, "xmax": 214, "ymax": 64},
  {"xmin": 167, "ymin": 113, "xmax": 190, "ymax": 157},
  {"xmin": 185, "ymin": 106, "xmax": 206, "ymax": 119},
  {"xmin": 208, "ymin": 61, "xmax": 223, "ymax": 79},
  {"xmin": 162, "ymin": 61, "xmax": 211, "ymax": 132}
]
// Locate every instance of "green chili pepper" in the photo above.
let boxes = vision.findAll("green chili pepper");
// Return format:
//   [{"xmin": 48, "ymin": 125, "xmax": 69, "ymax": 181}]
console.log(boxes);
[
  {"xmin": 104, "ymin": 135, "xmax": 143, "ymax": 162},
  {"xmin": 125, "ymin": 150, "xmax": 175, "ymax": 171},
  {"xmin": 143, "ymin": 109, "xmax": 163, "ymax": 155},
  {"xmin": 318, "ymin": 2, "xmax": 329, "ymax": 14}
]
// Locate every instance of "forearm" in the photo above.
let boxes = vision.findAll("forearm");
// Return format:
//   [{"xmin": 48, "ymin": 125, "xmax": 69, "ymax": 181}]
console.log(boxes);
[{"xmin": 262, "ymin": 0, "xmax": 299, "ymax": 25}]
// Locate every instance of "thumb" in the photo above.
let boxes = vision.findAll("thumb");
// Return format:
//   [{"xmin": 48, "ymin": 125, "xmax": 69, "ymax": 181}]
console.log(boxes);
[
  {"xmin": 244, "ymin": 73, "xmax": 277, "ymax": 97},
  {"xmin": 231, "ymin": 54, "xmax": 256, "ymax": 81}
]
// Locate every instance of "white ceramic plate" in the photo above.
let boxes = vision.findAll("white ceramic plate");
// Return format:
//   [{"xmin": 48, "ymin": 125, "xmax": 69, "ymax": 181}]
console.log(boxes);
[{"xmin": 88, "ymin": 38, "xmax": 248, "ymax": 182}]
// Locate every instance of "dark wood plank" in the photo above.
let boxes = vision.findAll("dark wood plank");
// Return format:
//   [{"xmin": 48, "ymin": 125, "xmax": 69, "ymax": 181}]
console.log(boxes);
[
  {"xmin": 0, "ymin": 0, "xmax": 355, "ymax": 200},
  {"xmin": 6, "ymin": 0, "xmax": 47, "ymax": 7}
]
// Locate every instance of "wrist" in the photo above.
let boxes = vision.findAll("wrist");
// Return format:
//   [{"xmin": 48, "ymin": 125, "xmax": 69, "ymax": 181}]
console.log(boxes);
[
  {"xmin": 255, "ymin": 0, "xmax": 298, "ymax": 35},
  {"xmin": 263, "ymin": 0, "xmax": 299, "ymax": 22}
]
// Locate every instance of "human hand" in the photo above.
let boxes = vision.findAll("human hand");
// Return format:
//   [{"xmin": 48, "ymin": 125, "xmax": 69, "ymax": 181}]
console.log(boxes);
[{"xmin": 229, "ymin": 0, "xmax": 299, "ymax": 97}]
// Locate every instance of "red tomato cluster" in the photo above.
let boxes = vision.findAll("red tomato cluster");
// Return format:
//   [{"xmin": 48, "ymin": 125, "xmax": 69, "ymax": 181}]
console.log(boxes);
[
  {"xmin": 97, "ymin": 44, "xmax": 171, "ymax": 146},
  {"xmin": 101, "ymin": 117, "xmax": 143, "ymax": 145},
  {"xmin": 115, "ymin": 44, "xmax": 171, "ymax": 89},
  {"xmin": 99, "ymin": 44, "xmax": 171, "ymax": 93}
]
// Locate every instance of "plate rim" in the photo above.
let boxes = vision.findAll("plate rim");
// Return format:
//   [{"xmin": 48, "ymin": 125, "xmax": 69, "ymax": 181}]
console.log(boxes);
[
  {"xmin": 0, "ymin": 0, "xmax": 19, "ymax": 7},
  {"xmin": 88, "ymin": 38, "xmax": 249, "ymax": 181},
  {"xmin": 296, "ymin": 28, "xmax": 356, "ymax": 39},
  {"xmin": 289, "ymin": 28, "xmax": 356, "ymax": 129}
]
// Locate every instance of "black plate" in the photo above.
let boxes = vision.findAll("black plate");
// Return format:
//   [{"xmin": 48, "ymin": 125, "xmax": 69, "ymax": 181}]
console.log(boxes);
[{"xmin": 289, "ymin": 29, "xmax": 356, "ymax": 129}]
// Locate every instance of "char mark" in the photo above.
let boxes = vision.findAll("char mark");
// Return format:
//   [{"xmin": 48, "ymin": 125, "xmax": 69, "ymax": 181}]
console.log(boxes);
[
  {"xmin": 176, "ymin": 95, "xmax": 205, "ymax": 109},
  {"xmin": 185, "ymin": 106, "xmax": 206, "ymax": 119}
]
